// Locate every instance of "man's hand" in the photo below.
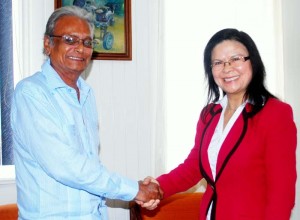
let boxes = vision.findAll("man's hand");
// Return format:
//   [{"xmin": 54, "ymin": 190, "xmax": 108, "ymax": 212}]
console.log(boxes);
[
  {"xmin": 135, "ymin": 180, "xmax": 162, "ymax": 202},
  {"xmin": 135, "ymin": 176, "xmax": 164, "ymax": 210}
]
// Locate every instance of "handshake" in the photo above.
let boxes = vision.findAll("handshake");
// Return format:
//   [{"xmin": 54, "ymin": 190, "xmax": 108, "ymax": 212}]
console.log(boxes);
[{"xmin": 134, "ymin": 177, "xmax": 163, "ymax": 210}]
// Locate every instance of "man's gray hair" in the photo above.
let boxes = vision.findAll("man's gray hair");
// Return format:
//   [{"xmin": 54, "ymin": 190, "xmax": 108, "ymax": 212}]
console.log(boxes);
[
  {"xmin": 45, "ymin": 5, "xmax": 94, "ymax": 36},
  {"xmin": 44, "ymin": 5, "xmax": 94, "ymax": 55}
]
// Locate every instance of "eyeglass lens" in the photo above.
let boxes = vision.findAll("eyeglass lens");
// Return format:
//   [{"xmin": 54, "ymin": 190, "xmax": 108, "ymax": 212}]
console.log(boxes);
[
  {"xmin": 50, "ymin": 35, "xmax": 96, "ymax": 48},
  {"xmin": 62, "ymin": 35, "xmax": 94, "ymax": 48},
  {"xmin": 211, "ymin": 56, "xmax": 249, "ymax": 70}
]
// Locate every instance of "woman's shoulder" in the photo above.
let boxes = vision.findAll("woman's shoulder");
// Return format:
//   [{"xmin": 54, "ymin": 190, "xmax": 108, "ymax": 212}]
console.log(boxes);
[
  {"xmin": 260, "ymin": 97, "xmax": 294, "ymax": 120},
  {"xmin": 264, "ymin": 97, "xmax": 293, "ymax": 112}
]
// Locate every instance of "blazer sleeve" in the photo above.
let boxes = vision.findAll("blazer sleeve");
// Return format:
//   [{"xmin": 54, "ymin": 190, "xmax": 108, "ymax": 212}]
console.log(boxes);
[
  {"xmin": 157, "ymin": 112, "xmax": 205, "ymax": 198},
  {"xmin": 264, "ymin": 102, "xmax": 297, "ymax": 219}
]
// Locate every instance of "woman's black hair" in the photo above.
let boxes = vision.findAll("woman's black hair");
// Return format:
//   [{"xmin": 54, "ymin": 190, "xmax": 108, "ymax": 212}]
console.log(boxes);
[{"xmin": 202, "ymin": 28, "xmax": 275, "ymax": 120}]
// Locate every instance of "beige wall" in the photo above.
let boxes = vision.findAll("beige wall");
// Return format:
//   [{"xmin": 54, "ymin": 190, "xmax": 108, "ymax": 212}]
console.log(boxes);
[{"xmin": 282, "ymin": 1, "xmax": 300, "ymax": 219}]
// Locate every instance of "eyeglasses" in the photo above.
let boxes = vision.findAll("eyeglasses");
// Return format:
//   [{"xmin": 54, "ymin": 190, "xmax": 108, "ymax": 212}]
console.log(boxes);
[
  {"xmin": 50, "ymin": 34, "xmax": 98, "ymax": 49},
  {"xmin": 211, "ymin": 56, "xmax": 250, "ymax": 71}
]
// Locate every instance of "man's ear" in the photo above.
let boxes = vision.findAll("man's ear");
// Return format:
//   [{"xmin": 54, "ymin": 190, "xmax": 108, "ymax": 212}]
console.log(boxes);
[{"xmin": 43, "ymin": 35, "xmax": 51, "ymax": 55}]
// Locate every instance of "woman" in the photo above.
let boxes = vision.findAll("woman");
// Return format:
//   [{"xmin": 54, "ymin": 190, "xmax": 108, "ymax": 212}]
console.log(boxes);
[{"xmin": 143, "ymin": 29, "xmax": 297, "ymax": 220}]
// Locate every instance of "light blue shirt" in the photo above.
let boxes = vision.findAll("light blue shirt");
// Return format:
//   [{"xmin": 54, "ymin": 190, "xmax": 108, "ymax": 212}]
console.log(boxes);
[{"xmin": 11, "ymin": 59, "xmax": 138, "ymax": 220}]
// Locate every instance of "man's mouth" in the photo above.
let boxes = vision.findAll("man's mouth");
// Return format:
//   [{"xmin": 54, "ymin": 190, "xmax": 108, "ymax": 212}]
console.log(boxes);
[{"xmin": 68, "ymin": 56, "xmax": 85, "ymax": 61}]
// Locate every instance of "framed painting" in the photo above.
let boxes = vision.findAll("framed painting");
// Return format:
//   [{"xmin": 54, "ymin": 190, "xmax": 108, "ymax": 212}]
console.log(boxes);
[{"xmin": 55, "ymin": 0, "xmax": 132, "ymax": 60}]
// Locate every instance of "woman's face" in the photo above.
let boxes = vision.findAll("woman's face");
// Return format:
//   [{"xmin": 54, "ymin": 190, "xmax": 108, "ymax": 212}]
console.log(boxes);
[{"xmin": 211, "ymin": 40, "xmax": 252, "ymax": 99}]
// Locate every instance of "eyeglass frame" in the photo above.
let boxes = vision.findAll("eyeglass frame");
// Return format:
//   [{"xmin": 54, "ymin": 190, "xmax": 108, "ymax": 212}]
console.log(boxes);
[
  {"xmin": 211, "ymin": 56, "xmax": 250, "ymax": 71},
  {"xmin": 49, "ymin": 34, "xmax": 98, "ymax": 49}
]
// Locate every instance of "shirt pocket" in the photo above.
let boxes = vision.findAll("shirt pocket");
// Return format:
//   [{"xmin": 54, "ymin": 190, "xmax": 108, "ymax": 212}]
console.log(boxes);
[
  {"xmin": 88, "ymin": 120, "xmax": 100, "ymax": 155},
  {"xmin": 62, "ymin": 124, "xmax": 85, "ymax": 154}
]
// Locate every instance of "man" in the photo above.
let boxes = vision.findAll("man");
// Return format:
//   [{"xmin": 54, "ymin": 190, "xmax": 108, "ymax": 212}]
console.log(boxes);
[{"xmin": 11, "ymin": 6, "xmax": 161, "ymax": 220}]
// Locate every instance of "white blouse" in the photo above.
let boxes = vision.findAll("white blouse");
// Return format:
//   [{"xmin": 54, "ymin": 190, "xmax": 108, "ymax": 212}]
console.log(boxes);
[{"xmin": 206, "ymin": 96, "xmax": 246, "ymax": 219}]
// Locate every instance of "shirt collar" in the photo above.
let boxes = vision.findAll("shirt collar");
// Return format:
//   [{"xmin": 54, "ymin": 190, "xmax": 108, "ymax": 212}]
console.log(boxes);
[
  {"xmin": 216, "ymin": 95, "xmax": 248, "ymax": 110},
  {"xmin": 41, "ymin": 59, "xmax": 91, "ymax": 97}
]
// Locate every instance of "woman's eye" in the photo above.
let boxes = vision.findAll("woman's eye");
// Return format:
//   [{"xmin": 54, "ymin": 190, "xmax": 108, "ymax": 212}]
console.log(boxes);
[
  {"xmin": 213, "ymin": 61, "xmax": 223, "ymax": 66},
  {"xmin": 231, "ymin": 57, "xmax": 242, "ymax": 62}
]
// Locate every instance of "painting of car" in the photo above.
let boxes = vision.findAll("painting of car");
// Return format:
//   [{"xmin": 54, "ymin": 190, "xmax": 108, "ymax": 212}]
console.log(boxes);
[{"xmin": 73, "ymin": 0, "xmax": 116, "ymax": 50}]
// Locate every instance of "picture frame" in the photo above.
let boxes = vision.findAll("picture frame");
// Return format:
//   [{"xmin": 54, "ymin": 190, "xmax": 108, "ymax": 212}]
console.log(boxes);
[{"xmin": 55, "ymin": 0, "xmax": 132, "ymax": 60}]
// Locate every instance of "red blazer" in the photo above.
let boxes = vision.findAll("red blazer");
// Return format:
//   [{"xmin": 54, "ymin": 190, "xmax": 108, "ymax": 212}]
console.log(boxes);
[{"xmin": 157, "ymin": 98, "xmax": 297, "ymax": 220}]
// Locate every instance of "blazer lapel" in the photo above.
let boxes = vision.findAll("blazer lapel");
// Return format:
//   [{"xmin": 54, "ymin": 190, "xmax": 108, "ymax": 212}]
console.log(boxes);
[
  {"xmin": 215, "ymin": 109, "xmax": 248, "ymax": 181},
  {"xmin": 200, "ymin": 105, "xmax": 222, "ymax": 183}
]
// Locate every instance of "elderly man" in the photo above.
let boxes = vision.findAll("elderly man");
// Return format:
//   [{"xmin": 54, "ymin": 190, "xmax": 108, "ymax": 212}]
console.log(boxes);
[{"xmin": 11, "ymin": 6, "xmax": 161, "ymax": 220}]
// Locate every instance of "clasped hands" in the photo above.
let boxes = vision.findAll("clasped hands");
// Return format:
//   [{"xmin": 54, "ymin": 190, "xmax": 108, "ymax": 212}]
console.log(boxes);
[{"xmin": 134, "ymin": 176, "xmax": 163, "ymax": 210}]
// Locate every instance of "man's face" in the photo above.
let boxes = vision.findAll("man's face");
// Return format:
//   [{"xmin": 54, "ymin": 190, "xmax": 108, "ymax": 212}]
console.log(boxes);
[{"xmin": 44, "ymin": 15, "xmax": 93, "ymax": 84}]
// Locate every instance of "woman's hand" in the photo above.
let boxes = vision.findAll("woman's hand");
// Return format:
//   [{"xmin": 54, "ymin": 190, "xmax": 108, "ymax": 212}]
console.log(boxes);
[{"xmin": 136, "ymin": 176, "xmax": 164, "ymax": 210}]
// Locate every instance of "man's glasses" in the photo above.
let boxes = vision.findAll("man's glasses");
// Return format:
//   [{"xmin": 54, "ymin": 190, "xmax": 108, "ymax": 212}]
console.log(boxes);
[
  {"xmin": 211, "ymin": 56, "xmax": 250, "ymax": 71},
  {"xmin": 50, "ymin": 34, "xmax": 98, "ymax": 49}
]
